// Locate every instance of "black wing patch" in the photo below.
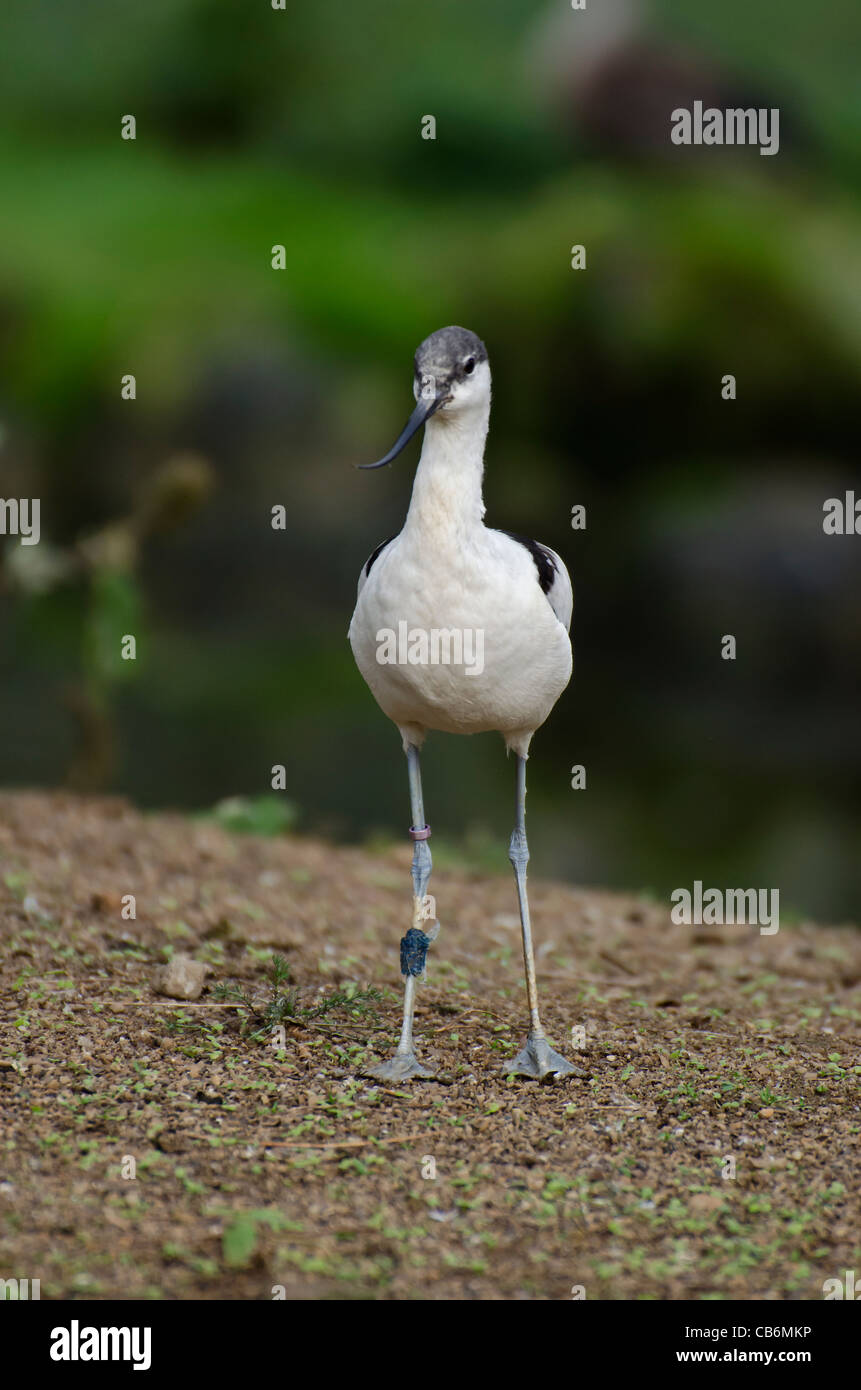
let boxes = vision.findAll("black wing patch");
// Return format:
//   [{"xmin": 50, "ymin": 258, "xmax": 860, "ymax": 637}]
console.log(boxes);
[
  {"xmin": 499, "ymin": 531, "xmax": 557, "ymax": 595},
  {"xmin": 364, "ymin": 534, "xmax": 397, "ymax": 577}
]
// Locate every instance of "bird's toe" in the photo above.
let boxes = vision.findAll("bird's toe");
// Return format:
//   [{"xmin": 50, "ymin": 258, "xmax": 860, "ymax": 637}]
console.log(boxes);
[
  {"xmin": 367, "ymin": 1051, "xmax": 436, "ymax": 1083},
  {"xmin": 507, "ymin": 1034, "xmax": 584, "ymax": 1081}
]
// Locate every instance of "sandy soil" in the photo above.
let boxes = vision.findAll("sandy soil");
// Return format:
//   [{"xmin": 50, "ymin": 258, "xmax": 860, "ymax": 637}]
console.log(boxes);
[{"xmin": 0, "ymin": 791, "xmax": 859, "ymax": 1300}]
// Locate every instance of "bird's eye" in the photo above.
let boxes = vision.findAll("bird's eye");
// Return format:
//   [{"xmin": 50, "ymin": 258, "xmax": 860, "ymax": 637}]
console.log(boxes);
[{"xmin": 464, "ymin": 357, "xmax": 475, "ymax": 375}]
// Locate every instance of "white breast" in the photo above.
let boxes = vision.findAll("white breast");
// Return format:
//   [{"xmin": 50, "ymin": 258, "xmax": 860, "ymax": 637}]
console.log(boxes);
[{"xmin": 349, "ymin": 527, "xmax": 572, "ymax": 753}]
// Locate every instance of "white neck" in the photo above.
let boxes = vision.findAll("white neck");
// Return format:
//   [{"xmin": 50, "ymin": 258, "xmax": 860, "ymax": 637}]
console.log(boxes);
[{"xmin": 403, "ymin": 399, "xmax": 490, "ymax": 548}]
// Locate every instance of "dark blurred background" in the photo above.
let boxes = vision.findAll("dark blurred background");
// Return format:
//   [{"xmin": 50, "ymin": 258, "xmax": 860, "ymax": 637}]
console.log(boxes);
[{"xmin": 0, "ymin": 0, "xmax": 859, "ymax": 921}]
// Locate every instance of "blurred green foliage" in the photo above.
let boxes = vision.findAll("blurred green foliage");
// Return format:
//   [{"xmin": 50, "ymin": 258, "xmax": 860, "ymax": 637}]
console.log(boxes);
[
  {"xmin": 203, "ymin": 794, "xmax": 298, "ymax": 837},
  {"xmin": 0, "ymin": 0, "xmax": 859, "ymax": 920}
]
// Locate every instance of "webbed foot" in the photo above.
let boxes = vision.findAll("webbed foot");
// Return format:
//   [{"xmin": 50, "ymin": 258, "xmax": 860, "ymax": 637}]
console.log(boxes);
[
  {"xmin": 367, "ymin": 1050, "xmax": 435, "ymax": 1082},
  {"xmin": 507, "ymin": 1032, "xmax": 583, "ymax": 1080}
]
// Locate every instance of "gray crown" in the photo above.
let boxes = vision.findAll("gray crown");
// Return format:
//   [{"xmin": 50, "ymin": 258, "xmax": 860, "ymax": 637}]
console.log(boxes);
[{"xmin": 414, "ymin": 326, "xmax": 488, "ymax": 385}]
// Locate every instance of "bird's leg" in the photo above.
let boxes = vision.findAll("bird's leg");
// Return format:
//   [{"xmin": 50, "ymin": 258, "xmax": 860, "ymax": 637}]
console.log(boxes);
[
  {"xmin": 368, "ymin": 744, "xmax": 438, "ymax": 1082},
  {"xmin": 508, "ymin": 755, "xmax": 580, "ymax": 1080}
]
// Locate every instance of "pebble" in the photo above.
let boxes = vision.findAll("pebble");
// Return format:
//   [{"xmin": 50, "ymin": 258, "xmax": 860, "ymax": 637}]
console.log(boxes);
[{"xmin": 155, "ymin": 954, "xmax": 209, "ymax": 1000}]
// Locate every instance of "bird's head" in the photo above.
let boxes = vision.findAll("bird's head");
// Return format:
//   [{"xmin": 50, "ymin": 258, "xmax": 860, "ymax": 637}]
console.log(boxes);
[{"xmin": 359, "ymin": 326, "xmax": 490, "ymax": 470}]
